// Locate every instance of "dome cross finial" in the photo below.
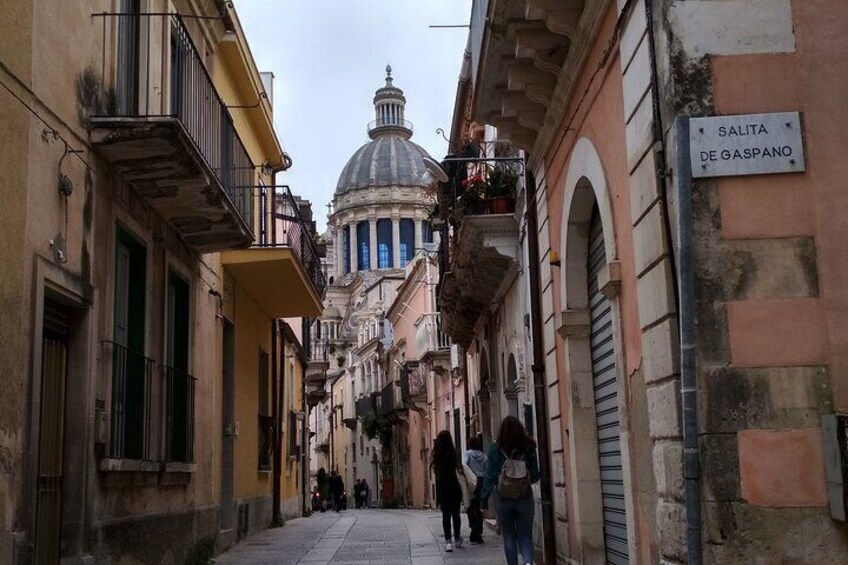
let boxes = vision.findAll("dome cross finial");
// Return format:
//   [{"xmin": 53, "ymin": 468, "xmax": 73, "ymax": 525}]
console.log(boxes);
[{"xmin": 386, "ymin": 64, "xmax": 392, "ymax": 77}]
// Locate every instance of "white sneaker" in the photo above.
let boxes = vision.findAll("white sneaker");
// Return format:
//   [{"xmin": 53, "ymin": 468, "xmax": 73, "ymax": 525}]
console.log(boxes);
[
  {"xmin": 454, "ymin": 538, "xmax": 463, "ymax": 548},
  {"xmin": 445, "ymin": 542, "xmax": 453, "ymax": 552}
]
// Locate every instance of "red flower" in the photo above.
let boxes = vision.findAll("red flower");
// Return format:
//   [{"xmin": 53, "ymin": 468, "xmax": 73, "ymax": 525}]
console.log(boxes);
[{"xmin": 460, "ymin": 179, "xmax": 468, "ymax": 188}]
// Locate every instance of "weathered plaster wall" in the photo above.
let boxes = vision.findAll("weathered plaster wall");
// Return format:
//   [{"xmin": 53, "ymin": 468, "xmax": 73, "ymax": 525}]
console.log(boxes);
[{"xmin": 657, "ymin": 0, "xmax": 848, "ymax": 562}]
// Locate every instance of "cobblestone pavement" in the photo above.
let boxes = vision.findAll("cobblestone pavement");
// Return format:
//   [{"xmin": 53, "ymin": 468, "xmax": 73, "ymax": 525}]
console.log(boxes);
[{"xmin": 213, "ymin": 508, "xmax": 507, "ymax": 565}]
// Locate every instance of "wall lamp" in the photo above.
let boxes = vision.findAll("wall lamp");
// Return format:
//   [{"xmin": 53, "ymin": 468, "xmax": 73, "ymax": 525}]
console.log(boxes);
[{"xmin": 549, "ymin": 250, "xmax": 562, "ymax": 268}]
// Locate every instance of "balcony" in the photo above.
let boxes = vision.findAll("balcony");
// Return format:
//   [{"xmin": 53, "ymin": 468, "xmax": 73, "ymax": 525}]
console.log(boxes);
[
  {"xmin": 221, "ymin": 186, "xmax": 326, "ymax": 318},
  {"xmin": 416, "ymin": 313, "xmax": 451, "ymax": 360},
  {"xmin": 90, "ymin": 13, "xmax": 255, "ymax": 252},
  {"xmin": 356, "ymin": 393, "xmax": 378, "ymax": 419},
  {"xmin": 399, "ymin": 362, "xmax": 426, "ymax": 408},
  {"xmin": 378, "ymin": 382, "xmax": 406, "ymax": 425},
  {"xmin": 305, "ymin": 337, "xmax": 330, "ymax": 407},
  {"xmin": 306, "ymin": 340, "xmax": 329, "ymax": 407},
  {"xmin": 440, "ymin": 214, "xmax": 520, "ymax": 347},
  {"xmin": 469, "ymin": 0, "xmax": 593, "ymax": 151}
]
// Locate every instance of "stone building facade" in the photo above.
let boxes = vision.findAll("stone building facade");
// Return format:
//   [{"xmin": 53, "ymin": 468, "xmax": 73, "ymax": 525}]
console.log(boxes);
[
  {"xmin": 443, "ymin": 0, "xmax": 848, "ymax": 563},
  {"xmin": 0, "ymin": 2, "xmax": 322, "ymax": 563}
]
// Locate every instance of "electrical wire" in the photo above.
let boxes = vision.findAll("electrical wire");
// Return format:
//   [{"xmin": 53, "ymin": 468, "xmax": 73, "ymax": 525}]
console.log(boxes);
[{"xmin": 0, "ymin": 59, "xmax": 95, "ymax": 175}]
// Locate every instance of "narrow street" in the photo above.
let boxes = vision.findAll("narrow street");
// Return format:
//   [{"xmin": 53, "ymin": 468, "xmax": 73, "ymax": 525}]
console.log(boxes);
[{"xmin": 214, "ymin": 509, "xmax": 507, "ymax": 565}]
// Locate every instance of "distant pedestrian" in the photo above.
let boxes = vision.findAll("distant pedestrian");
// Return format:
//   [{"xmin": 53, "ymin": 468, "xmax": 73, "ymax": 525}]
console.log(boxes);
[
  {"xmin": 360, "ymin": 478, "xmax": 370, "ymax": 508},
  {"xmin": 354, "ymin": 479, "xmax": 363, "ymax": 509},
  {"xmin": 480, "ymin": 416, "xmax": 540, "ymax": 565},
  {"xmin": 316, "ymin": 468, "xmax": 330, "ymax": 512},
  {"xmin": 431, "ymin": 430, "xmax": 464, "ymax": 552},
  {"xmin": 329, "ymin": 470, "xmax": 345, "ymax": 512},
  {"xmin": 464, "ymin": 435, "xmax": 488, "ymax": 544}
]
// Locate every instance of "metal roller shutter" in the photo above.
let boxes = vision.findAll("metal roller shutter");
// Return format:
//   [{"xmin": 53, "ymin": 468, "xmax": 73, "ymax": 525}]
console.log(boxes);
[{"xmin": 588, "ymin": 207, "xmax": 629, "ymax": 564}]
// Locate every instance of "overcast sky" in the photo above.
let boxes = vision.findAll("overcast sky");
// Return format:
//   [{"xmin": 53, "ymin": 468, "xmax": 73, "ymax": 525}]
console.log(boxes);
[{"xmin": 235, "ymin": 1, "xmax": 472, "ymax": 231}]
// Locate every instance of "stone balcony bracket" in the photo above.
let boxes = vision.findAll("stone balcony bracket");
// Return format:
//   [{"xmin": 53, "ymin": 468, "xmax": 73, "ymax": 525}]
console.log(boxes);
[
  {"xmin": 599, "ymin": 260, "xmax": 622, "ymax": 299},
  {"xmin": 441, "ymin": 214, "xmax": 521, "ymax": 347},
  {"xmin": 557, "ymin": 308, "xmax": 591, "ymax": 339},
  {"xmin": 473, "ymin": 0, "xmax": 604, "ymax": 154}
]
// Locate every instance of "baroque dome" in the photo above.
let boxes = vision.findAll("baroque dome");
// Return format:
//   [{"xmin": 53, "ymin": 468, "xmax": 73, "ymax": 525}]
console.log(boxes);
[
  {"xmin": 334, "ymin": 66, "xmax": 435, "ymax": 197},
  {"xmin": 335, "ymin": 136, "xmax": 431, "ymax": 195}
]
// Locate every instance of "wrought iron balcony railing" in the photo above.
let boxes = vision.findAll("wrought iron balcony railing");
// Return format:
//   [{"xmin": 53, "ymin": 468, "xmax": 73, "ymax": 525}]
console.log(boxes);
[
  {"xmin": 380, "ymin": 382, "xmax": 400, "ymax": 414},
  {"xmin": 164, "ymin": 365, "xmax": 196, "ymax": 464},
  {"xmin": 106, "ymin": 341, "xmax": 155, "ymax": 461},
  {"xmin": 91, "ymin": 13, "xmax": 255, "ymax": 247},
  {"xmin": 233, "ymin": 184, "xmax": 326, "ymax": 298}
]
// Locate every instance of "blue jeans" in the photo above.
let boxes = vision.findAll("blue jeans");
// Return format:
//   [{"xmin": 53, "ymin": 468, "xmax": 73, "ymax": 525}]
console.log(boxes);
[{"xmin": 494, "ymin": 491, "xmax": 534, "ymax": 565}]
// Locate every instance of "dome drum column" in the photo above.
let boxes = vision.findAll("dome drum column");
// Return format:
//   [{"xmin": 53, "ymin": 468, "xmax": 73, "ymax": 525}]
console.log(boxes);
[
  {"xmin": 369, "ymin": 217, "xmax": 378, "ymax": 271},
  {"xmin": 392, "ymin": 216, "xmax": 401, "ymax": 268},
  {"xmin": 414, "ymin": 218, "xmax": 423, "ymax": 252},
  {"xmin": 350, "ymin": 221, "xmax": 358, "ymax": 274}
]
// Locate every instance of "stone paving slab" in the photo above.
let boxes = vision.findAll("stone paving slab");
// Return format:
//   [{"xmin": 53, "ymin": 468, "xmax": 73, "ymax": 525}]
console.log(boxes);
[{"xmin": 213, "ymin": 508, "xmax": 507, "ymax": 565}]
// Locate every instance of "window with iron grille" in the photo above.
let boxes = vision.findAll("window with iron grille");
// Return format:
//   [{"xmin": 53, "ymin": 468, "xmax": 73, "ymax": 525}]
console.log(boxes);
[{"xmin": 110, "ymin": 226, "xmax": 151, "ymax": 460}]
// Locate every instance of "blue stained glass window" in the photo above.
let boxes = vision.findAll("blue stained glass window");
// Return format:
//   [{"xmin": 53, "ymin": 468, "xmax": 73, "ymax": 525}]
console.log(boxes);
[
  {"xmin": 377, "ymin": 219, "xmax": 393, "ymax": 269},
  {"xmin": 357, "ymin": 221, "xmax": 370, "ymax": 271},
  {"xmin": 399, "ymin": 219, "xmax": 414, "ymax": 266}
]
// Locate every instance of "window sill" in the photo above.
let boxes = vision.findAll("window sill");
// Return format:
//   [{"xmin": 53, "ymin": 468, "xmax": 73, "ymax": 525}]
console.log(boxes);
[
  {"xmin": 99, "ymin": 458, "xmax": 161, "ymax": 473},
  {"xmin": 163, "ymin": 462, "xmax": 195, "ymax": 474}
]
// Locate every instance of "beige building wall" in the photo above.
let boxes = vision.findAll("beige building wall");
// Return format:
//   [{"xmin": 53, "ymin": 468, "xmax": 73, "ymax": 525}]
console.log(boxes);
[{"xmin": 0, "ymin": 1, "xmax": 310, "ymax": 562}]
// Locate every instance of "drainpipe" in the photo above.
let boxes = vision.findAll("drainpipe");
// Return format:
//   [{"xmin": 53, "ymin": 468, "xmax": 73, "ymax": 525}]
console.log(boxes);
[
  {"xmin": 525, "ymin": 170, "xmax": 556, "ymax": 563},
  {"xmin": 272, "ymin": 320, "xmax": 282, "ymax": 526},
  {"xmin": 674, "ymin": 116, "xmax": 702, "ymax": 565}
]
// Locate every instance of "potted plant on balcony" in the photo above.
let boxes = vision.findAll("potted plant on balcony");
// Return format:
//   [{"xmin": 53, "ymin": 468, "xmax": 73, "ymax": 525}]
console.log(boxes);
[
  {"xmin": 482, "ymin": 167, "xmax": 518, "ymax": 214},
  {"xmin": 453, "ymin": 175, "xmax": 488, "ymax": 221}
]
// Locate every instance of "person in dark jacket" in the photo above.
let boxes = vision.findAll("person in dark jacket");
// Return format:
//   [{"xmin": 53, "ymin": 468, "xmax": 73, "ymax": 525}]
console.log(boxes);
[
  {"xmin": 316, "ymin": 468, "xmax": 329, "ymax": 512},
  {"xmin": 480, "ymin": 416, "xmax": 540, "ymax": 565},
  {"xmin": 354, "ymin": 479, "xmax": 362, "ymax": 509},
  {"xmin": 329, "ymin": 470, "xmax": 345, "ymax": 512},
  {"xmin": 360, "ymin": 478, "xmax": 370, "ymax": 509},
  {"xmin": 463, "ymin": 435, "xmax": 488, "ymax": 544},
  {"xmin": 432, "ymin": 430, "xmax": 464, "ymax": 552}
]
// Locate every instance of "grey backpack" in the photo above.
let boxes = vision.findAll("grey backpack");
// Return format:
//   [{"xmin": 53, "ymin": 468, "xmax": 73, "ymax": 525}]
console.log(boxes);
[{"xmin": 497, "ymin": 449, "xmax": 531, "ymax": 499}]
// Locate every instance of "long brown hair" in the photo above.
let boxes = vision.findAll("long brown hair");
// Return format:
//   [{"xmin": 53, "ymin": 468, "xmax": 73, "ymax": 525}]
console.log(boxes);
[
  {"xmin": 431, "ymin": 430, "xmax": 458, "ymax": 474},
  {"xmin": 497, "ymin": 416, "xmax": 535, "ymax": 455}
]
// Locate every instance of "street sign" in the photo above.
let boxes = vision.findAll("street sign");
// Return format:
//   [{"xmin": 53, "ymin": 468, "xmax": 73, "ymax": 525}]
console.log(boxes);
[{"xmin": 689, "ymin": 112, "xmax": 805, "ymax": 178}]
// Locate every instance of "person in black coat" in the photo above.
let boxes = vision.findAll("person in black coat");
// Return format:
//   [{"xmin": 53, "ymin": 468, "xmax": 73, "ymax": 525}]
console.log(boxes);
[
  {"xmin": 432, "ymin": 430, "xmax": 464, "ymax": 552},
  {"xmin": 329, "ymin": 470, "xmax": 345, "ymax": 512}
]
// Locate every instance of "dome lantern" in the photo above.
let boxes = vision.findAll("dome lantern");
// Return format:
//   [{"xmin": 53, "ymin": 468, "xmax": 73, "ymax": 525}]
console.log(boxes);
[{"xmin": 368, "ymin": 65, "xmax": 412, "ymax": 140}]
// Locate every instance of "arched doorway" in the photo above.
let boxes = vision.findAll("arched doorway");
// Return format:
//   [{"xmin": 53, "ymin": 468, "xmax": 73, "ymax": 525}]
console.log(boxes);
[{"xmin": 559, "ymin": 138, "xmax": 632, "ymax": 564}]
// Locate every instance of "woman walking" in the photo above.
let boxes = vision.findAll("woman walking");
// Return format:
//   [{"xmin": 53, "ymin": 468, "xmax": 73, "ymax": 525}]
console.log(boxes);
[
  {"xmin": 480, "ymin": 416, "xmax": 540, "ymax": 565},
  {"xmin": 431, "ymin": 430, "xmax": 464, "ymax": 552}
]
